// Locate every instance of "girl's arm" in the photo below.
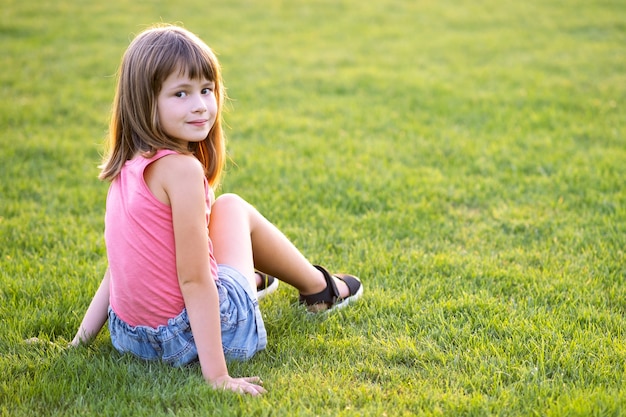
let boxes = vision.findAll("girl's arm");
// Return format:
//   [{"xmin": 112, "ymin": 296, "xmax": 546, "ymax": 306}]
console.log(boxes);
[
  {"xmin": 158, "ymin": 154, "xmax": 265, "ymax": 396},
  {"xmin": 70, "ymin": 268, "xmax": 111, "ymax": 346}
]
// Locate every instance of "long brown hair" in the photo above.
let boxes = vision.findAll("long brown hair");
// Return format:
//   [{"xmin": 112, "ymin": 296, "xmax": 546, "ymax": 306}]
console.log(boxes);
[{"xmin": 99, "ymin": 24, "xmax": 226, "ymax": 188}]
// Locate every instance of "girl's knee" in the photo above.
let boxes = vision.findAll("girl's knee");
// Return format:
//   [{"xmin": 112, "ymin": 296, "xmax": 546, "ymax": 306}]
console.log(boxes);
[
  {"xmin": 213, "ymin": 193, "xmax": 247, "ymax": 213},
  {"xmin": 215, "ymin": 193, "xmax": 241, "ymax": 205}
]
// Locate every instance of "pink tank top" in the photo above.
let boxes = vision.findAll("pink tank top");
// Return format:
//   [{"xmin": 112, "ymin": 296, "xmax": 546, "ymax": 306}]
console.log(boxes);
[{"xmin": 106, "ymin": 149, "xmax": 219, "ymax": 328}]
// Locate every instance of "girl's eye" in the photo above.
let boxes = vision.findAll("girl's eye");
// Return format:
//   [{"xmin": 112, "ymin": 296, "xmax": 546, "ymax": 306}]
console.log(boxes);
[
  {"xmin": 175, "ymin": 91, "xmax": 187, "ymax": 98},
  {"xmin": 201, "ymin": 87, "xmax": 214, "ymax": 95}
]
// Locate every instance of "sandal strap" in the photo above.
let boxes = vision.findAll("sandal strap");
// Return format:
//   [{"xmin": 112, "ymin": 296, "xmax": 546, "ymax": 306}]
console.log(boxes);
[
  {"xmin": 299, "ymin": 265, "xmax": 340, "ymax": 307},
  {"xmin": 256, "ymin": 272, "xmax": 273, "ymax": 291},
  {"xmin": 334, "ymin": 273, "xmax": 361, "ymax": 296}
]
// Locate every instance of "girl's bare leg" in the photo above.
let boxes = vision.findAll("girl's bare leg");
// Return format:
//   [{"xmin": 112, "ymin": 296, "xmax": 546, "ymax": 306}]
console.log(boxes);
[{"xmin": 208, "ymin": 193, "xmax": 349, "ymax": 297}]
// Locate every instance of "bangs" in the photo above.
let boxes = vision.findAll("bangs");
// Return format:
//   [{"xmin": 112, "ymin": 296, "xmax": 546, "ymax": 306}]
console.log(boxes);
[
  {"xmin": 173, "ymin": 41, "xmax": 217, "ymax": 82},
  {"xmin": 152, "ymin": 29, "xmax": 219, "ymax": 86}
]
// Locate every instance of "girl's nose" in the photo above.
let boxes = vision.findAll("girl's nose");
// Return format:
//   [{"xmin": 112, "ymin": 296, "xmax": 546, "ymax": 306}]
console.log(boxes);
[{"xmin": 192, "ymin": 95, "xmax": 207, "ymax": 113}]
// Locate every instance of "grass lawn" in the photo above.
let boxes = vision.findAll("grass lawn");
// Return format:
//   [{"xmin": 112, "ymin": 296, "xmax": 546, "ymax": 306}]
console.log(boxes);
[{"xmin": 1, "ymin": 0, "xmax": 624, "ymax": 415}]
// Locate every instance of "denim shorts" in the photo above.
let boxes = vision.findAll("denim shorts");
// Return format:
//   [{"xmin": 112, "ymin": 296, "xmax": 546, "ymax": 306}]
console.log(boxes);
[{"xmin": 108, "ymin": 264, "xmax": 267, "ymax": 367}]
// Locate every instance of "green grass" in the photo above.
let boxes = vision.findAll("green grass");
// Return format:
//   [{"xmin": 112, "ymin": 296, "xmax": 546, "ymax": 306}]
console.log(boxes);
[{"xmin": 1, "ymin": 0, "xmax": 624, "ymax": 415}]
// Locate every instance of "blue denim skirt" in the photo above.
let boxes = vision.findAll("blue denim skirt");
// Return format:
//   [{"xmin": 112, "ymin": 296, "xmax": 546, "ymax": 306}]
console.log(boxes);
[{"xmin": 108, "ymin": 264, "xmax": 267, "ymax": 367}]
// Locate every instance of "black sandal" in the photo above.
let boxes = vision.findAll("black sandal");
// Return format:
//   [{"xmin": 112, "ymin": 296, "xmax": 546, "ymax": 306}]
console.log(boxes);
[
  {"xmin": 256, "ymin": 272, "xmax": 279, "ymax": 300},
  {"xmin": 299, "ymin": 265, "xmax": 363, "ymax": 313}
]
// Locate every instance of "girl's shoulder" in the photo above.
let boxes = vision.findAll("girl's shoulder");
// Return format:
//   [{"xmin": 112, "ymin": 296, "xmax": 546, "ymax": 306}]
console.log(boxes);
[
  {"xmin": 149, "ymin": 151, "xmax": 204, "ymax": 184},
  {"xmin": 143, "ymin": 152, "xmax": 205, "ymax": 206},
  {"xmin": 154, "ymin": 151, "xmax": 202, "ymax": 171}
]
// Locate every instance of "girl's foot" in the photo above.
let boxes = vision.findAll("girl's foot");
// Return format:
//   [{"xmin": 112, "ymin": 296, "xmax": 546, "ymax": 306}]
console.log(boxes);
[
  {"xmin": 256, "ymin": 272, "xmax": 279, "ymax": 300},
  {"xmin": 299, "ymin": 265, "xmax": 363, "ymax": 313}
]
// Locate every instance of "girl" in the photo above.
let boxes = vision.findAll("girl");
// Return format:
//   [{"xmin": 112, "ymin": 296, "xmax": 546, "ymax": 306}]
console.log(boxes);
[{"xmin": 70, "ymin": 24, "xmax": 363, "ymax": 396}]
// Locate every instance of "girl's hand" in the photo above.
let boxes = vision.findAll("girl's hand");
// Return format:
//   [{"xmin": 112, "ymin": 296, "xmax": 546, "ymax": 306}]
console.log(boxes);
[{"xmin": 210, "ymin": 375, "xmax": 267, "ymax": 396}]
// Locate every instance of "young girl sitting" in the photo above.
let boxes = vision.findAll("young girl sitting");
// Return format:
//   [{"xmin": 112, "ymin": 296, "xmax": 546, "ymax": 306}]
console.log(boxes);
[{"xmin": 70, "ymin": 24, "xmax": 363, "ymax": 396}]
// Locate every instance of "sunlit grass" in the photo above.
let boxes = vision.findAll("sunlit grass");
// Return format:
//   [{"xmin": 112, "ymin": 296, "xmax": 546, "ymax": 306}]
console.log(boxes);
[{"xmin": 1, "ymin": 0, "xmax": 624, "ymax": 415}]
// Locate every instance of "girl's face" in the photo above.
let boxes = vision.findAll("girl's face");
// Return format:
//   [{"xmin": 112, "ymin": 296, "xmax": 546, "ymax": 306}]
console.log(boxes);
[{"xmin": 157, "ymin": 71, "xmax": 217, "ymax": 146}]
